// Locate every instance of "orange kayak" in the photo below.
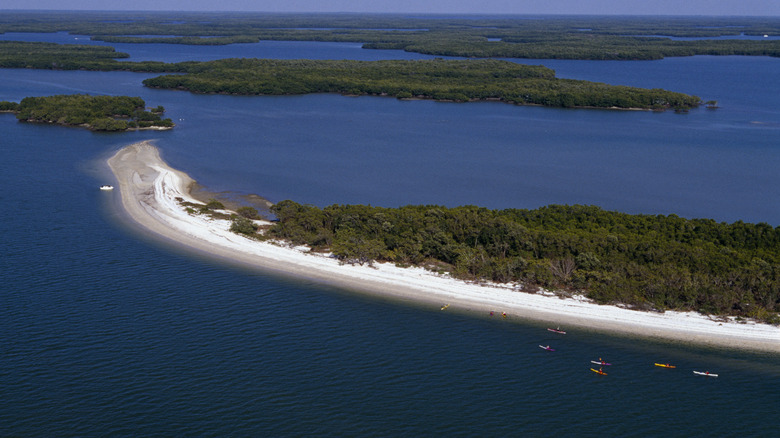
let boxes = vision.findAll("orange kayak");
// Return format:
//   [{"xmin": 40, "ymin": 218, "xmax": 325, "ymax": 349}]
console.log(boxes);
[
  {"xmin": 590, "ymin": 368, "xmax": 607, "ymax": 375},
  {"xmin": 654, "ymin": 363, "xmax": 676, "ymax": 368}
]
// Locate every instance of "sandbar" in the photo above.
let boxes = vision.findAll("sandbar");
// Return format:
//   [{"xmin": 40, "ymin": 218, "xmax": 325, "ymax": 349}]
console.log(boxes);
[{"xmin": 108, "ymin": 141, "xmax": 780, "ymax": 353}]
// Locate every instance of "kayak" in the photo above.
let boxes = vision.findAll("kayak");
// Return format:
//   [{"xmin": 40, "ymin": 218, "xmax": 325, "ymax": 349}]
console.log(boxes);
[
  {"xmin": 590, "ymin": 368, "xmax": 607, "ymax": 375},
  {"xmin": 693, "ymin": 371, "xmax": 718, "ymax": 377},
  {"xmin": 655, "ymin": 363, "xmax": 676, "ymax": 368},
  {"xmin": 539, "ymin": 345, "xmax": 555, "ymax": 351},
  {"xmin": 547, "ymin": 328, "xmax": 566, "ymax": 334},
  {"xmin": 591, "ymin": 360, "xmax": 612, "ymax": 366}
]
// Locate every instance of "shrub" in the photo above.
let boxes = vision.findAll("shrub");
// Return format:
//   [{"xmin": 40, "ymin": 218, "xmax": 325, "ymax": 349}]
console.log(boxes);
[
  {"xmin": 204, "ymin": 199, "xmax": 225, "ymax": 210},
  {"xmin": 230, "ymin": 216, "xmax": 257, "ymax": 235},
  {"xmin": 236, "ymin": 206, "xmax": 260, "ymax": 219}
]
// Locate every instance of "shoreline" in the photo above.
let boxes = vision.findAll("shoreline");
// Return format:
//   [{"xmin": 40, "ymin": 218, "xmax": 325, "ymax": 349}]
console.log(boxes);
[{"xmin": 107, "ymin": 141, "xmax": 780, "ymax": 353}]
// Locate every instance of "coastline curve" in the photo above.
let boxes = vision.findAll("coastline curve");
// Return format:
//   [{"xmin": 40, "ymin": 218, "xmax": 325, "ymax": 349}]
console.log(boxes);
[{"xmin": 107, "ymin": 141, "xmax": 780, "ymax": 353}]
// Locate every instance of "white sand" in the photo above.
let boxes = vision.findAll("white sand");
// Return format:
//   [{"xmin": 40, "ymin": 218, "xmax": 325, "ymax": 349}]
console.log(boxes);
[{"xmin": 108, "ymin": 141, "xmax": 780, "ymax": 352}]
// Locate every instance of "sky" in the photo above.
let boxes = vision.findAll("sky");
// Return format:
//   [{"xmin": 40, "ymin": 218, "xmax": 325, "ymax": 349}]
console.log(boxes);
[{"xmin": 1, "ymin": 0, "xmax": 779, "ymax": 16}]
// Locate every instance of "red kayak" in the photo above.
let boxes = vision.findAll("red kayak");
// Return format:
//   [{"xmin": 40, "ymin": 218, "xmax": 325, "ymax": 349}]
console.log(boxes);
[{"xmin": 547, "ymin": 328, "xmax": 566, "ymax": 334}]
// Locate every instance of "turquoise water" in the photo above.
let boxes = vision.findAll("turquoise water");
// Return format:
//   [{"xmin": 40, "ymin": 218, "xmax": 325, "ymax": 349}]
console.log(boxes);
[{"xmin": 1, "ymin": 34, "xmax": 780, "ymax": 436}]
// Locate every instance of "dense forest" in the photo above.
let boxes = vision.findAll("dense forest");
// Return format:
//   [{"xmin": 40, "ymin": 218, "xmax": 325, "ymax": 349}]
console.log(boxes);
[
  {"xmin": 3, "ymin": 12, "xmax": 776, "ymax": 318},
  {"xmin": 0, "ymin": 41, "xmax": 172, "ymax": 72},
  {"xmin": 0, "ymin": 94, "xmax": 174, "ymax": 131},
  {"xmin": 229, "ymin": 202, "xmax": 780, "ymax": 324},
  {"xmin": 2, "ymin": 12, "xmax": 780, "ymax": 60},
  {"xmin": 0, "ymin": 42, "xmax": 701, "ymax": 109},
  {"xmin": 142, "ymin": 58, "xmax": 701, "ymax": 109}
]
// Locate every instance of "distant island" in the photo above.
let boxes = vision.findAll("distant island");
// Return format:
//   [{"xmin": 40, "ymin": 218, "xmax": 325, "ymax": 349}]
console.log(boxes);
[
  {"xmin": 0, "ymin": 94, "xmax": 174, "ymax": 131},
  {"xmin": 1, "ymin": 12, "xmax": 779, "ymax": 60},
  {"xmin": 5, "ymin": 12, "xmax": 778, "ymax": 325},
  {"xmin": 0, "ymin": 42, "xmax": 701, "ymax": 110},
  {"xmin": 142, "ymin": 58, "xmax": 701, "ymax": 110}
]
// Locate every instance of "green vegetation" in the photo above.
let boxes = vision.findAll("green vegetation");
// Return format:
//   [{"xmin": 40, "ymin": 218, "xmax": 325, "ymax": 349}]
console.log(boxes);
[
  {"xmin": 0, "ymin": 41, "xmax": 175, "ymax": 72},
  {"xmin": 142, "ymin": 58, "xmax": 700, "ymax": 109},
  {"xmin": 230, "ymin": 216, "xmax": 259, "ymax": 235},
  {"xmin": 4, "ymin": 12, "xmax": 776, "ymax": 321},
  {"xmin": 92, "ymin": 21, "xmax": 780, "ymax": 60},
  {"xmin": 0, "ymin": 40, "xmax": 129, "ymax": 69},
  {"xmin": 236, "ymin": 206, "xmax": 261, "ymax": 219},
  {"xmin": 1, "ymin": 94, "xmax": 174, "ymax": 131},
  {"xmin": 0, "ymin": 100, "xmax": 19, "ymax": 111},
  {"xmin": 389, "ymin": 34, "xmax": 780, "ymax": 61},
  {"xmin": 174, "ymin": 197, "xmax": 261, "ymax": 235},
  {"xmin": 2, "ymin": 12, "xmax": 780, "ymax": 60},
  {"xmin": 0, "ymin": 42, "xmax": 701, "ymax": 109},
  {"xmin": 263, "ymin": 201, "xmax": 780, "ymax": 324},
  {"xmin": 203, "ymin": 199, "xmax": 226, "ymax": 211}
]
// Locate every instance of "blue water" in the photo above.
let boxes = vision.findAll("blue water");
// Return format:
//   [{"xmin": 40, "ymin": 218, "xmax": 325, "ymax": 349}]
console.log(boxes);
[
  {"xmin": 0, "ymin": 31, "xmax": 436, "ymax": 62},
  {"xmin": 1, "ymin": 30, "xmax": 780, "ymax": 436}
]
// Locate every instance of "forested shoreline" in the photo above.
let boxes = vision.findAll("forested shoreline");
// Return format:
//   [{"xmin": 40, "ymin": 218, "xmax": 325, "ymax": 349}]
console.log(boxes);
[
  {"xmin": 229, "ymin": 202, "xmax": 780, "ymax": 324},
  {"xmin": 142, "ymin": 58, "xmax": 701, "ymax": 109},
  {"xmin": 0, "ymin": 94, "xmax": 173, "ymax": 131},
  {"xmin": 3, "ymin": 11, "xmax": 778, "ymax": 322},
  {"xmin": 0, "ymin": 43, "xmax": 702, "ymax": 110},
  {"xmin": 1, "ymin": 12, "xmax": 780, "ymax": 60}
]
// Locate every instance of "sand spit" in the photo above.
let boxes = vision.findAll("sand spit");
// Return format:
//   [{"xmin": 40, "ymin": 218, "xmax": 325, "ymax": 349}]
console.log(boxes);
[{"xmin": 108, "ymin": 141, "xmax": 780, "ymax": 353}]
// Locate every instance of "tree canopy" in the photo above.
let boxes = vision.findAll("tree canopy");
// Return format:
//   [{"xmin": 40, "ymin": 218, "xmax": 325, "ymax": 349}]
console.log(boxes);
[
  {"xmin": 0, "ymin": 42, "xmax": 701, "ymax": 110},
  {"xmin": 142, "ymin": 58, "xmax": 701, "ymax": 110},
  {"xmin": 2, "ymin": 12, "xmax": 779, "ymax": 60},
  {"xmin": 2, "ymin": 94, "xmax": 174, "ymax": 131},
  {"xmin": 257, "ymin": 201, "xmax": 780, "ymax": 324}
]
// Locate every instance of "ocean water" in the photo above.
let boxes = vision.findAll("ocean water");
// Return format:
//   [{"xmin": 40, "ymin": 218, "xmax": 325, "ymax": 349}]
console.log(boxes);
[{"xmin": 1, "ymin": 32, "xmax": 780, "ymax": 436}]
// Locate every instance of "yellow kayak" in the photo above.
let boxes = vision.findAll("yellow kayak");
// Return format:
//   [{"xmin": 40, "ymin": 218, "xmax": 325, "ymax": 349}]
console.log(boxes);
[
  {"xmin": 590, "ymin": 368, "xmax": 607, "ymax": 375},
  {"xmin": 654, "ymin": 363, "xmax": 676, "ymax": 368}
]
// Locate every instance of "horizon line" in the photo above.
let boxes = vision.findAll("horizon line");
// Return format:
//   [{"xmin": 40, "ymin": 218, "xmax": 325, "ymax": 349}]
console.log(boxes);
[{"xmin": 2, "ymin": 9, "xmax": 779, "ymax": 18}]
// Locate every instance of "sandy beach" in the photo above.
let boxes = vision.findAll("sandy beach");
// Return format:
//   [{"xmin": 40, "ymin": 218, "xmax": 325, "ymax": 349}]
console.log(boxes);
[{"xmin": 108, "ymin": 141, "xmax": 780, "ymax": 353}]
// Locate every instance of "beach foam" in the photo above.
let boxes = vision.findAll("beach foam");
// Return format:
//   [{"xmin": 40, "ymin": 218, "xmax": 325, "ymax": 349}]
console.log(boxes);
[{"xmin": 108, "ymin": 141, "xmax": 780, "ymax": 352}]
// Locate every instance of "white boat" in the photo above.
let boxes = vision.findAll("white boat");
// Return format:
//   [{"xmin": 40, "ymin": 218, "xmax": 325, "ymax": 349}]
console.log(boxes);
[
  {"xmin": 693, "ymin": 370, "xmax": 718, "ymax": 377},
  {"xmin": 99, "ymin": 185, "xmax": 114, "ymax": 190}
]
